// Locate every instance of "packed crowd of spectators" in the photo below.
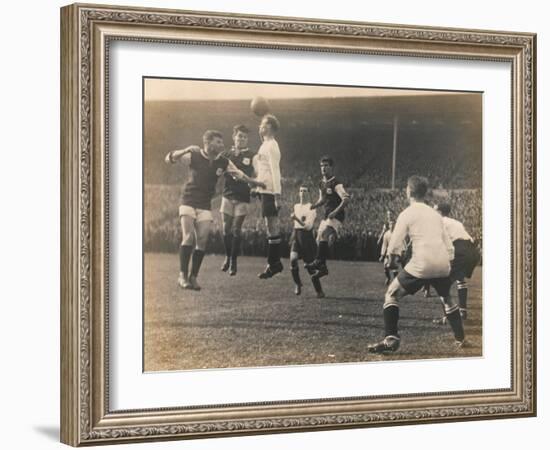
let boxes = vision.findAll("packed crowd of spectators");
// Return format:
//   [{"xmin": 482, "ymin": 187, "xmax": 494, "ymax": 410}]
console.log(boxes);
[{"xmin": 144, "ymin": 182, "xmax": 482, "ymax": 261}]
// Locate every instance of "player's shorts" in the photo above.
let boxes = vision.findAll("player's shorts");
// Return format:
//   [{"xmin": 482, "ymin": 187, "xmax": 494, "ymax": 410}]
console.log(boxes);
[
  {"xmin": 397, "ymin": 270, "xmax": 453, "ymax": 297},
  {"xmin": 220, "ymin": 196, "xmax": 249, "ymax": 217},
  {"xmin": 178, "ymin": 205, "xmax": 213, "ymax": 222},
  {"xmin": 290, "ymin": 229, "xmax": 317, "ymax": 263},
  {"xmin": 318, "ymin": 218, "xmax": 343, "ymax": 238},
  {"xmin": 260, "ymin": 194, "xmax": 278, "ymax": 218},
  {"xmin": 451, "ymin": 239, "xmax": 480, "ymax": 280}
]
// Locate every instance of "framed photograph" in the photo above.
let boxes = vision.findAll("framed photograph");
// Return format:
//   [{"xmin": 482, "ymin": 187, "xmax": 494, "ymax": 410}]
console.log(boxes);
[{"xmin": 61, "ymin": 3, "xmax": 536, "ymax": 446}]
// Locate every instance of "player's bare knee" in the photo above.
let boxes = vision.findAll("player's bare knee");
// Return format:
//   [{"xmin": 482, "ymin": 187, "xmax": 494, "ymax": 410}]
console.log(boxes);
[
  {"xmin": 181, "ymin": 234, "xmax": 194, "ymax": 246},
  {"xmin": 384, "ymin": 278, "xmax": 405, "ymax": 308}
]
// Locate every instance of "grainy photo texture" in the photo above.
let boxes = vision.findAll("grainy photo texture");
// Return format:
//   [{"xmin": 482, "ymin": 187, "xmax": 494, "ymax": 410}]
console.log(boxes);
[{"xmin": 143, "ymin": 78, "xmax": 482, "ymax": 372}]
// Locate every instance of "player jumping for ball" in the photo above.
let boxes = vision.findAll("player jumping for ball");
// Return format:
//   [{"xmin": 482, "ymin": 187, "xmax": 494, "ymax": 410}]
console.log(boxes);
[
  {"xmin": 253, "ymin": 114, "xmax": 284, "ymax": 279},
  {"xmin": 165, "ymin": 130, "xmax": 265, "ymax": 290},
  {"xmin": 305, "ymin": 156, "xmax": 350, "ymax": 280},
  {"xmin": 432, "ymin": 202, "xmax": 481, "ymax": 324},
  {"xmin": 219, "ymin": 125, "xmax": 255, "ymax": 276},
  {"xmin": 289, "ymin": 186, "xmax": 325, "ymax": 298},
  {"xmin": 367, "ymin": 176, "xmax": 465, "ymax": 354}
]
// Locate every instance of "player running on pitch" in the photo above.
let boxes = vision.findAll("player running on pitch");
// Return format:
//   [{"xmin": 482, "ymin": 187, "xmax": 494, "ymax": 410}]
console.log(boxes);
[
  {"xmin": 289, "ymin": 186, "xmax": 325, "ymax": 298},
  {"xmin": 379, "ymin": 220, "xmax": 398, "ymax": 286},
  {"xmin": 165, "ymin": 130, "xmax": 265, "ymax": 291},
  {"xmin": 368, "ymin": 176, "xmax": 465, "ymax": 354},
  {"xmin": 219, "ymin": 124, "xmax": 255, "ymax": 276},
  {"xmin": 305, "ymin": 156, "xmax": 350, "ymax": 280},
  {"xmin": 432, "ymin": 202, "xmax": 481, "ymax": 323},
  {"xmin": 253, "ymin": 114, "xmax": 285, "ymax": 279}
]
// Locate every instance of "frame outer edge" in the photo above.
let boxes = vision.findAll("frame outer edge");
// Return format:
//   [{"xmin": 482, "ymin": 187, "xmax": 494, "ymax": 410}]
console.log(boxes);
[
  {"xmin": 62, "ymin": 3, "xmax": 536, "ymax": 445},
  {"xmin": 61, "ymin": 3, "xmax": 81, "ymax": 447}
]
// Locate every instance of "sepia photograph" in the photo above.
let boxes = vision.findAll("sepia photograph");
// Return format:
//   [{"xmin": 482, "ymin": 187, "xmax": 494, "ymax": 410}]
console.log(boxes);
[{"xmin": 143, "ymin": 77, "xmax": 483, "ymax": 372}]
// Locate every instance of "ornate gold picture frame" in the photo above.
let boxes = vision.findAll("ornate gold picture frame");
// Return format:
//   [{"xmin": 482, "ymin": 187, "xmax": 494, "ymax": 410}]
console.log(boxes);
[{"xmin": 61, "ymin": 3, "xmax": 536, "ymax": 446}]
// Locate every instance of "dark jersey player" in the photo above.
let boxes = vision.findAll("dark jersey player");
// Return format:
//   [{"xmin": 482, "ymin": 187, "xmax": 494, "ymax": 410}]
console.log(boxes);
[
  {"xmin": 165, "ymin": 130, "xmax": 265, "ymax": 291},
  {"xmin": 305, "ymin": 156, "xmax": 350, "ymax": 282},
  {"xmin": 219, "ymin": 125, "xmax": 255, "ymax": 276}
]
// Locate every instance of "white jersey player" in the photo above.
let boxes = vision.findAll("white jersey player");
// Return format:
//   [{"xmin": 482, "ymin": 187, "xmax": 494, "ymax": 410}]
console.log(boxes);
[
  {"xmin": 368, "ymin": 176, "xmax": 465, "ymax": 354},
  {"xmin": 253, "ymin": 114, "xmax": 284, "ymax": 280}
]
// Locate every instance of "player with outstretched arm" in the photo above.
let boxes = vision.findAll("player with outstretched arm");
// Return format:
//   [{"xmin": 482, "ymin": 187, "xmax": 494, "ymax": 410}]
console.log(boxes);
[{"xmin": 165, "ymin": 130, "xmax": 265, "ymax": 291}]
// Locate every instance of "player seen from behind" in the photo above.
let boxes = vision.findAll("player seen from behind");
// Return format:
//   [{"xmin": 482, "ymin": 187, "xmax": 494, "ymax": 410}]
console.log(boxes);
[
  {"xmin": 367, "ymin": 176, "xmax": 465, "ymax": 354},
  {"xmin": 432, "ymin": 202, "xmax": 481, "ymax": 324}
]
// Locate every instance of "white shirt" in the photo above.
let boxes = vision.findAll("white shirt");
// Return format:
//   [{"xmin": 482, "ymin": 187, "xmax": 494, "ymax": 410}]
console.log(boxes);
[
  {"xmin": 252, "ymin": 138, "xmax": 281, "ymax": 195},
  {"xmin": 380, "ymin": 230, "xmax": 392, "ymax": 257},
  {"xmin": 388, "ymin": 202, "xmax": 454, "ymax": 279},
  {"xmin": 442, "ymin": 216, "xmax": 474, "ymax": 243},
  {"xmin": 293, "ymin": 203, "xmax": 316, "ymax": 230}
]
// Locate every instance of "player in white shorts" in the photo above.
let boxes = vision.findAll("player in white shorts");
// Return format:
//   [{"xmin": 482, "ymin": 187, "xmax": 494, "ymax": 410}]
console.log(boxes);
[
  {"xmin": 219, "ymin": 125, "xmax": 255, "ymax": 276},
  {"xmin": 305, "ymin": 156, "xmax": 350, "ymax": 281},
  {"xmin": 165, "ymin": 130, "xmax": 265, "ymax": 291}
]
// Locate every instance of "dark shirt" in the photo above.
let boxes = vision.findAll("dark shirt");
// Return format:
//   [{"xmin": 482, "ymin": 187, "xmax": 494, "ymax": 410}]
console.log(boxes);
[
  {"xmin": 181, "ymin": 148, "xmax": 229, "ymax": 210},
  {"xmin": 222, "ymin": 147, "xmax": 255, "ymax": 203},
  {"xmin": 320, "ymin": 176, "xmax": 346, "ymax": 222}
]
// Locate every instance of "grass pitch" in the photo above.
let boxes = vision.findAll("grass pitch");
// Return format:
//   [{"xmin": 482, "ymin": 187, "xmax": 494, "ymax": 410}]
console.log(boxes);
[{"xmin": 144, "ymin": 253, "xmax": 482, "ymax": 371}]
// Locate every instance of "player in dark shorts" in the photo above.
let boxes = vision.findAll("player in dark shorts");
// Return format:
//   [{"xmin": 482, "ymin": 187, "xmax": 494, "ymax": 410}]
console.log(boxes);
[
  {"xmin": 289, "ymin": 186, "xmax": 325, "ymax": 298},
  {"xmin": 252, "ymin": 115, "xmax": 284, "ymax": 279},
  {"xmin": 305, "ymin": 156, "xmax": 350, "ymax": 281},
  {"xmin": 219, "ymin": 125, "xmax": 255, "ymax": 276},
  {"xmin": 368, "ymin": 176, "xmax": 465, "ymax": 354},
  {"xmin": 164, "ymin": 130, "xmax": 265, "ymax": 291},
  {"xmin": 432, "ymin": 202, "xmax": 481, "ymax": 324}
]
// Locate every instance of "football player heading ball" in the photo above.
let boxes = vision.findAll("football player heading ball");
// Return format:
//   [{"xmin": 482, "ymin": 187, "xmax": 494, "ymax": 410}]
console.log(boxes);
[{"xmin": 253, "ymin": 114, "xmax": 284, "ymax": 279}]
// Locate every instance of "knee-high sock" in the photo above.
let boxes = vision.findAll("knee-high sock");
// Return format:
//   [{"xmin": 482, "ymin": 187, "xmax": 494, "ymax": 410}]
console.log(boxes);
[
  {"xmin": 317, "ymin": 241, "xmax": 329, "ymax": 263},
  {"xmin": 231, "ymin": 232, "xmax": 241, "ymax": 259},
  {"xmin": 311, "ymin": 275, "xmax": 323, "ymax": 293},
  {"xmin": 445, "ymin": 306, "xmax": 465, "ymax": 342},
  {"xmin": 267, "ymin": 235, "xmax": 281, "ymax": 264},
  {"xmin": 383, "ymin": 304, "xmax": 399, "ymax": 337},
  {"xmin": 190, "ymin": 249, "xmax": 205, "ymax": 277},
  {"xmin": 223, "ymin": 232, "xmax": 233, "ymax": 258},
  {"xmin": 290, "ymin": 260, "xmax": 301, "ymax": 286},
  {"xmin": 457, "ymin": 280, "xmax": 468, "ymax": 310},
  {"xmin": 179, "ymin": 245, "xmax": 193, "ymax": 278}
]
